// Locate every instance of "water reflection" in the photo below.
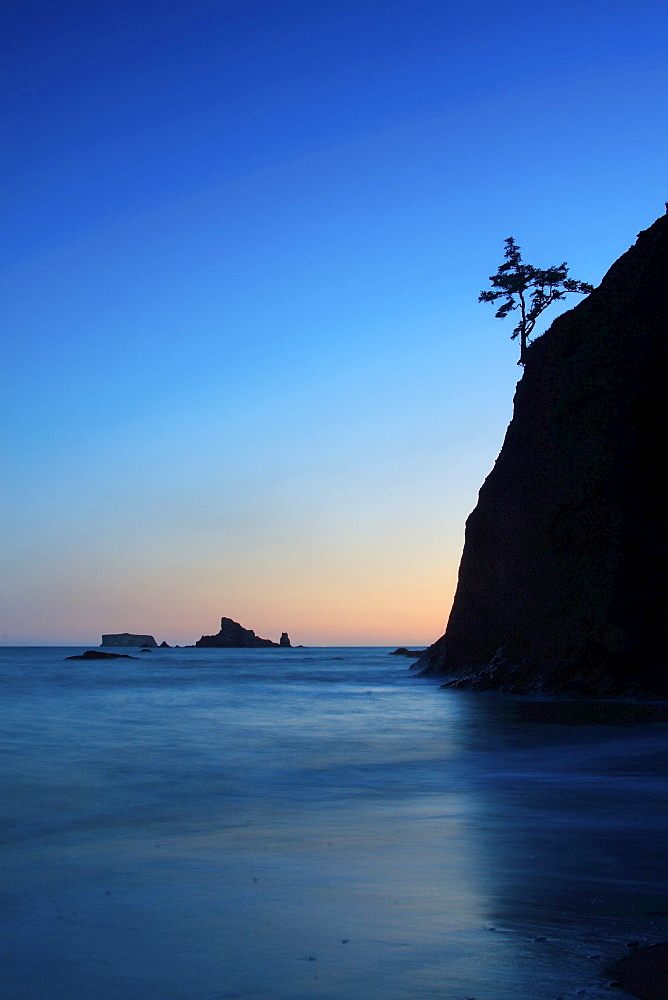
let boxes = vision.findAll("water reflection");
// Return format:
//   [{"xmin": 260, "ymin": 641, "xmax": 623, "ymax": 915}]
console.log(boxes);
[{"xmin": 448, "ymin": 691, "xmax": 668, "ymax": 995}]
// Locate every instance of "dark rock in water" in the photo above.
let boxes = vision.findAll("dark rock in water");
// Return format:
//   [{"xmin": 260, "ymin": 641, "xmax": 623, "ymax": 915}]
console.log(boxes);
[
  {"xmin": 195, "ymin": 616, "xmax": 283, "ymax": 648},
  {"xmin": 140, "ymin": 648, "xmax": 152, "ymax": 653},
  {"xmin": 159, "ymin": 641, "xmax": 170, "ymax": 648},
  {"xmin": 417, "ymin": 216, "xmax": 668, "ymax": 697},
  {"xmin": 66, "ymin": 650, "xmax": 139, "ymax": 660},
  {"xmin": 390, "ymin": 647, "xmax": 425, "ymax": 657},
  {"xmin": 606, "ymin": 942, "xmax": 668, "ymax": 1000},
  {"xmin": 100, "ymin": 633, "xmax": 157, "ymax": 647},
  {"xmin": 279, "ymin": 632, "xmax": 291, "ymax": 647}
]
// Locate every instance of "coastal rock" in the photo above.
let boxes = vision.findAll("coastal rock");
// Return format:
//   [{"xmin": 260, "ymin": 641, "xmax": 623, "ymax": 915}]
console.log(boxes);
[
  {"xmin": 417, "ymin": 215, "xmax": 668, "ymax": 697},
  {"xmin": 606, "ymin": 942, "xmax": 668, "ymax": 1000},
  {"xmin": 66, "ymin": 650, "xmax": 139, "ymax": 660},
  {"xmin": 101, "ymin": 633, "xmax": 157, "ymax": 647},
  {"xmin": 159, "ymin": 641, "xmax": 170, "ymax": 648},
  {"xmin": 279, "ymin": 632, "xmax": 291, "ymax": 647},
  {"xmin": 195, "ymin": 617, "xmax": 283, "ymax": 648}
]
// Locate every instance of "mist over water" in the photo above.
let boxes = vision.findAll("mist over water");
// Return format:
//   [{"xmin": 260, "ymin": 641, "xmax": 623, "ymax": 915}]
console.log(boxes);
[{"xmin": 1, "ymin": 646, "xmax": 667, "ymax": 999}]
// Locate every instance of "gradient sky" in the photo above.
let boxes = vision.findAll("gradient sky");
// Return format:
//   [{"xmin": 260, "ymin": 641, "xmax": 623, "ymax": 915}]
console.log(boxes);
[{"xmin": 2, "ymin": 0, "xmax": 667, "ymax": 646}]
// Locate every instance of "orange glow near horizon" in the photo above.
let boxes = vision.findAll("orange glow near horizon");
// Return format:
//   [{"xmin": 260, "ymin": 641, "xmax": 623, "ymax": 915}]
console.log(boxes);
[{"xmin": 4, "ymin": 539, "xmax": 459, "ymax": 647}]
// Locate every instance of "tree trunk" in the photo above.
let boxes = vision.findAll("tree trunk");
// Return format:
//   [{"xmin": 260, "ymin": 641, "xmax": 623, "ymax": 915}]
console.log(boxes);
[{"xmin": 518, "ymin": 330, "xmax": 527, "ymax": 365}]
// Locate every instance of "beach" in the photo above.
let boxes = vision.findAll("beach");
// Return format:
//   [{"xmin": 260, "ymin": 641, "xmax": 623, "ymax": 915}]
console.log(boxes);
[{"xmin": 1, "ymin": 645, "xmax": 667, "ymax": 999}]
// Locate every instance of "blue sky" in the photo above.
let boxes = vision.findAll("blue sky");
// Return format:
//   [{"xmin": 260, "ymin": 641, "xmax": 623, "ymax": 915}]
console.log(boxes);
[{"xmin": 2, "ymin": 0, "xmax": 667, "ymax": 645}]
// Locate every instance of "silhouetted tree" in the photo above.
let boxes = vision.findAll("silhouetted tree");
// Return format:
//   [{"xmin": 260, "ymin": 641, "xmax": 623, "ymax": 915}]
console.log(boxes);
[{"xmin": 479, "ymin": 238, "xmax": 594, "ymax": 364}]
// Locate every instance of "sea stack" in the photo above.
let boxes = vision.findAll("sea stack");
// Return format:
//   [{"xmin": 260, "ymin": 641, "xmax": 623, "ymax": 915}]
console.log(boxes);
[
  {"xmin": 101, "ymin": 633, "xmax": 158, "ymax": 647},
  {"xmin": 417, "ymin": 216, "xmax": 668, "ymax": 697},
  {"xmin": 195, "ymin": 617, "xmax": 285, "ymax": 648}
]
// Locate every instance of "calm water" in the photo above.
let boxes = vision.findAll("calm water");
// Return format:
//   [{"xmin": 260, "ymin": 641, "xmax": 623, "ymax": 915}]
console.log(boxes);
[{"xmin": 1, "ymin": 646, "xmax": 667, "ymax": 1000}]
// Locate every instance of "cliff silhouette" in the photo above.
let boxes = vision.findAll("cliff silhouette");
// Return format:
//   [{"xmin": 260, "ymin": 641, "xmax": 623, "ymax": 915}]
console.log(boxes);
[{"xmin": 417, "ymin": 215, "xmax": 668, "ymax": 696}]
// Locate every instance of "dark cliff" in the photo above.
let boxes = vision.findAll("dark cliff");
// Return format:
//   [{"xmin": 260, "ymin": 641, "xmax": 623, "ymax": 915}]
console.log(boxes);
[{"xmin": 417, "ymin": 215, "xmax": 668, "ymax": 696}]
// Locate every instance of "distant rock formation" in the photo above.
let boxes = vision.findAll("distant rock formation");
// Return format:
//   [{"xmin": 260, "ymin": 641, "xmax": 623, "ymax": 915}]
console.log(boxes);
[
  {"xmin": 67, "ymin": 650, "xmax": 139, "ymax": 660},
  {"xmin": 195, "ymin": 617, "xmax": 290, "ymax": 648},
  {"xmin": 280, "ymin": 632, "xmax": 291, "ymax": 647},
  {"xmin": 101, "ymin": 633, "xmax": 158, "ymax": 647},
  {"xmin": 159, "ymin": 641, "xmax": 171, "ymax": 648},
  {"xmin": 417, "ymin": 215, "xmax": 668, "ymax": 697},
  {"xmin": 390, "ymin": 647, "xmax": 425, "ymax": 657}
]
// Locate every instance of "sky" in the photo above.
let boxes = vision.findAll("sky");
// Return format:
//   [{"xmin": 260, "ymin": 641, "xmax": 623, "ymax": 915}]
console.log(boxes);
[{"xmin": 2, "ymin": 0, "xmax": 667, "ymax": 646}]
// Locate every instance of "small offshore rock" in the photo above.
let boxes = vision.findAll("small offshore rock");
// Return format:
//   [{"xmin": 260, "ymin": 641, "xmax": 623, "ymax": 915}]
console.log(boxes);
[{"xmin": 66, "ymin": 650, "xmax": 139, "ymax": 660}]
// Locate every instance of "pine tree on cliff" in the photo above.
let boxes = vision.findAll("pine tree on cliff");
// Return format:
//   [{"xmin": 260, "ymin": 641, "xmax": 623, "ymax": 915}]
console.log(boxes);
[{"xmin": 479, "ymin": 238, "xmax": 593, "ymax": 364}]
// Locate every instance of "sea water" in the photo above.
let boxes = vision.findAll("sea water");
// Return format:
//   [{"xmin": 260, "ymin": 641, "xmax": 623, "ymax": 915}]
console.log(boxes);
[{"xmin": 1, "ymin": 645, "xmax": 667, "ymax": 1000}]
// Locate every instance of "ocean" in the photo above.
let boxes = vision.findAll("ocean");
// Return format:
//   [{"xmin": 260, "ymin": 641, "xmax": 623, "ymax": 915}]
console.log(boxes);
[{"xmin": 1, "ymin": 645, "xmax": 667, "ymax": 999}]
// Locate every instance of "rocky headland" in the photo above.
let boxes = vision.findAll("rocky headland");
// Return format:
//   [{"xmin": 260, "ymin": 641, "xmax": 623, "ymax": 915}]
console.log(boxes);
[
  {"xmin": 417, "ymin": 215, "xmax": 668, "ymax": 697},
  {"xmin": 195, "ymin": 617, "xmax": 291, "ymax": 648}
]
